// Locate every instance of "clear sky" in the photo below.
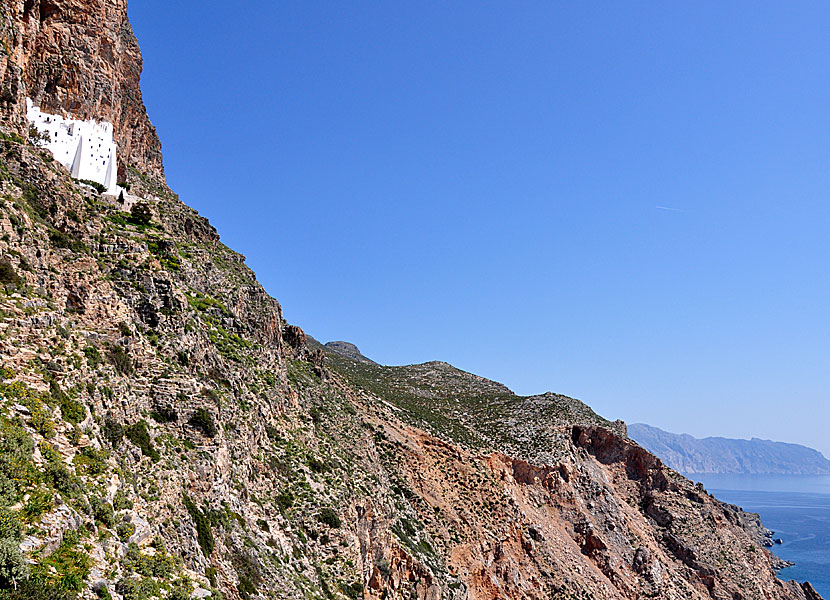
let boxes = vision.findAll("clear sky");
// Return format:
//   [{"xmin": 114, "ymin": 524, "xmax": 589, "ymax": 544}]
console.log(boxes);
[{"xmin": 127, "ymin": 2, "xmax": 830, "ymax": 454}]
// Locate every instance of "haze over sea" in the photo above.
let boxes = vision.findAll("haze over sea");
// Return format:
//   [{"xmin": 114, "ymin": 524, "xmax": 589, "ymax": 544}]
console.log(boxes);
[{"xmin": 696, "ymin": 475, "xmax": 830, "ymax": 597}]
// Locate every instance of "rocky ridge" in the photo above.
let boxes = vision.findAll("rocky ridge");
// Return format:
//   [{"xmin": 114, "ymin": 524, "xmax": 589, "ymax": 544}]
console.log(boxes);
[
  {"xmin": 323, "ymin": 342, "xmax": 376, "ymax": 365},
  {"xmin": 0, "ymin": 1, "xmax": 823, "ymax": 600}
]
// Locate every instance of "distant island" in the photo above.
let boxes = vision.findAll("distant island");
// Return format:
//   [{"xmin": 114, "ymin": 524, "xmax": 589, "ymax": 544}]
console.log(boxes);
[{"xmin": 629, "ymin": 423, "xmax": 830, "ymax": 475}]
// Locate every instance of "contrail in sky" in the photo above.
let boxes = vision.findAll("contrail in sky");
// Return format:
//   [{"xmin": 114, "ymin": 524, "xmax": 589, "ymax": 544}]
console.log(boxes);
[{"xmin": 655, "ymin": 205, "xmax": 683, "ymax": 212}]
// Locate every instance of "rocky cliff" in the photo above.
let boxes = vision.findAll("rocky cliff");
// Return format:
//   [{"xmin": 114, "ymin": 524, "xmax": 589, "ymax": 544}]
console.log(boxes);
[
  {"xmin": 629, "ymin": 423, "xmax": 830, "ymax": 476},
  {"xmin": 0, "ymin": 0, "xmax": 164, "ymax": 184},
  {"xmin": 0, "ymin": 2, "xmax": 824, "ymax": 600}
]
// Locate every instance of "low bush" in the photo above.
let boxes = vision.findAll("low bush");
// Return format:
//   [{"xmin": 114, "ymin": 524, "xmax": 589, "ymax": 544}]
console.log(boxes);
[
  {"xmin": 35, "ymin": 540, "xmax": 93, "ymax": 591},
  {"xmin": 182, "ymin": 494, "xmax": 214, "ymax": 557},
  {"xmin": 49, "ymin": 229, "xmax": 87, "ymax": 253},
  {"xmin": 113, "ymin": 490, "xmax": 133, "ymax": 511},
  {"xmin": 102, "ymin": 418, "xmax": 124, "ymax": 448},
  {"xmin": 83, "ymin": 345, "xmax": 102, "ymax": 368},
  {"xmin": 125, "ymin": 421, "xmax": 159, "ymax": 461},
  {"xmin": 21, "ymin": 491, "xmax": 52, "ymax": 523},
  {"xmin": 128, "ymin": 202, "xmax": 153, "ymax": 227},
  {"xmin": 150, "ymin": 405, "xmax": 178, "ymax": 424},
  {"xmin": 0, "ymin": 508, "xmax": 22, "ymax": 541},
  {"xmin": 317, "ymin": 508, "xmax": 341, "ymax": 529},
  {"xmin": 50, "ymin": 380, "xmax": 85, "ymax": 424},
  {"xmin": 89, "ymin": 496, "xmax": 115, "ymax": 528},
  {"xmin": 76, "ymin": 179, "xmax": 106, "ymax": 194},
  {"xmin": 0, "ymin": 260, "xmax": 20, "ymax": 287},
  {"xmin": 188, "ymin": 408, "xmax": 217, "ymax": 438},
  {"xmin": 117, "ymin": 522, "xmax": 135, "ymax": 542},
  {"xmin": 106, "ymin": 344, "xmax": 133, "ymax": 376},
  {"xmin": 0, "ymin": 578, "xmax": 75, "ymax": 599},
  {"xmin": 45, "ymin": 462, "xmax": 82, "ymax": 496},
  {"xmin": 275, "ymin": 491, "xmax": 293, "ymax": 512},
  {"xmin": 0, "ymin": 539, "xmax": 28, "ymax": 589},
  {"xmin": 73, "ymin": 447, "xmax": 109, "ymax": 476}
]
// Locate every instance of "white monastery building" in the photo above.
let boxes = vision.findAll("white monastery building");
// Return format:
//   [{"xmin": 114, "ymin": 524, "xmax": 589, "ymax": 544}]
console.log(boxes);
[{"xmin": 26, "ymin": 98, "xmax": 120, "ymax": 194}]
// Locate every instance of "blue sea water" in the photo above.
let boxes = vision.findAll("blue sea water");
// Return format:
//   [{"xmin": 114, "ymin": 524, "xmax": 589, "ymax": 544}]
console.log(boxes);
[{"xmin": 693, "ymin": 474, "xmax": 830, "ymax": 597}]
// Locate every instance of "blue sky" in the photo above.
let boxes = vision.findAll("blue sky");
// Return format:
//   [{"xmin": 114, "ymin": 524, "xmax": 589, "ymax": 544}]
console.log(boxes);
[{"xmin": 128, "ymin": 2, "xmax": 830, "ymax": 454}]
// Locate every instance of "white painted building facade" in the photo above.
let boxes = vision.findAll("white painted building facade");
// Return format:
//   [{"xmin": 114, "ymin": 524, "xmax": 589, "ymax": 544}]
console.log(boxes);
[{"xmin": 26, "ymin": 98, "xmax": 119, "ymax": 193}]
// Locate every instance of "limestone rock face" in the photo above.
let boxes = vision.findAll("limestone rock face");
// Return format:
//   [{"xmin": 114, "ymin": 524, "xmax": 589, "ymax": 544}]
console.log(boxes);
[{"xmin": 0, "ymin": 0, "xmax": 164, "ymax": 183}]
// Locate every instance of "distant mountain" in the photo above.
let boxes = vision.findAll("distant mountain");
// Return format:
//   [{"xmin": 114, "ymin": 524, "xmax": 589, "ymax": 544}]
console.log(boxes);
[
  {"xmin": 629, "ymin": 423, "xmax": 830, "ymax": 475},
  {"xmin": 323, "ymin": 340, "xmax": 377, "ymax": 364}
]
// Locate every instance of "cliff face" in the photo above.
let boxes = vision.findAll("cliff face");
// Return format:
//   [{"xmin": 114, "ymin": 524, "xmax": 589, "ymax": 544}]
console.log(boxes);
[
  {"xmin": 629, "ymin": 423, "xmax": 830, "ymax": 476},
  {"xmin": 0, "ymin": 3, "xmax": 824, "ymax": 600},
  {"xmin": 0, "ymin": 0, "xmax": 164, "ymax": 184}
]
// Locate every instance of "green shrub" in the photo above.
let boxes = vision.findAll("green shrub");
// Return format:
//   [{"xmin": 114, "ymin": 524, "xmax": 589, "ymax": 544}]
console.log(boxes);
[
  {"xmin": 0, "ymin": 578, "xmax": 75, "ymax": 599},
  {"xmin": 150, "ymin": 405, "xmax": 178, "ymax": 424},
  {"xmin": 73, "ymin": 447, "xmax": 109, "ymax": 476},
  {"xmin": 113, "ymin": 490, "xmax": 133, "ymax": 511},
  {"xmin": 0, "ymin": 539, "xmax": 28, "ymax": 589},
  {"xmin": 182, "ymin": 494, "xmax": 214, "ymax": 557},
  {"xmin": 125, "ymin": 421, "xmax": 159, "ymax": 461},
  {"xmin": 0, "ymin": 508, "xmax": 22, "ymax": 541},
  {"xmin": 49, "ymin": 229, "xmax": 87, "ymax": 253},
  {"xmin": 83, "ymin": 345, "xmax": 102, "ymax": 368},
  {"xmin": 275, "ymin": 491, "xmax": 293, "ymax": 513},
  {"xmin": 102, "ymin": 418, "xmax": 124, "ymax": 448},
  {"xmin": 317, "ymin": 508, "xmax": 341, "ymax": 529},
  {"xmin": 0, "ymin": 420, "xmax": 37, "ymax": 504},
  {"xmin": 21, "ymin": 491, "xmax": 52, "ymax": 522},
  {"xmin": 50, "ymin": 380, "xmax": 85, "ymax": 424},
  {"xmin": 123, "ymin": 542, "xmax": 176, "ymax": 578},
  {"xmin": 128, "ymin": 202, "xmax": 153, "ymax": 227},
  {"xmin": 24, "ymin": 397, "xmax": 55, "ymax": 437},
  {"xmin": 36, "ymin": 541, "xmax": 93, "ymax": 591},
  {"xmin": 106, "ymin": 344, "xmax": 133, "ymax": 375},
  {"xmin": 188, "ymin": 408, "xmax": 217, "ymax": 438},
  {"xmin": 117, "ymin": 522, "xmax": 135, "ymax": 542},
  {"xmin": 45, "ymin": 462, "xmax": 82, "ymax": 496},
  {"xmin": 0, "ymin": 260, "xmax": 20, "ymax": 287},
  {"xmin": 307, "ymin": 457, "xmax": 328, "ymax": 474},
  {"xmin": 341, "ymin": 581, "xmax": 363, "ymax": 600},
  {"xmin": 89, "ymin": 496, "xmax": 115, "ymax": 528},
  {"xmin": 116, "ymin": 576, "xmax": 163, "ymax": 600},
  {"xmin": 39, "ymin": 441, "xmax": 61, "ymax": 463}
]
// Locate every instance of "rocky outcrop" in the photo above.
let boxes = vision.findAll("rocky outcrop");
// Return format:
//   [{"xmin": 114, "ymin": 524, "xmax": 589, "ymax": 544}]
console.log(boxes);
[
  {"xmin": 325, "ymin": 340, "xmax": 377, "ymax": 365},
  {"xmin": 0, "ymin": 0, "xmax": 164, "ymax": 184}
]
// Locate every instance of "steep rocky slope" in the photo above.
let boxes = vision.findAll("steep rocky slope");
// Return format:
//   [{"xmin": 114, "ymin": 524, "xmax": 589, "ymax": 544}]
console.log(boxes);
[
  {"xmin": 0, "ymin": 2, "xmax": 824, "ymax": 600},
  {"xmin": 629, "ymin": 423, "xmax": 830, "ymax": 476}
]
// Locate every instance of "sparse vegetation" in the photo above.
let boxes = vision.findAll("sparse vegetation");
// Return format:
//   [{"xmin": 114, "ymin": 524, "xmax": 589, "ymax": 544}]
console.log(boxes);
[
  {"xmin": 182, "ymin": 494, "xmax": 214, "ymax": 557},
  {"xmin": 0, "ymin": 260, "xmax": 21, "ymax": 288},
  {"xmin": 125, "ymin": 421, "xmax": 159, "ymax": 461},
  {"xmin": 106, "ymin": 344, "xmax": 133, "ymax": 375},
  {"xmin": 128, "ymin": 202, "xmax": 153, "ymax": 226},
  {"xmin": 317, "ymin": 508, "xmax": 341, "ymax": 529},
  {"xmin": 188, "ymin": 408, "xmax": 217, "ymax": 438}
]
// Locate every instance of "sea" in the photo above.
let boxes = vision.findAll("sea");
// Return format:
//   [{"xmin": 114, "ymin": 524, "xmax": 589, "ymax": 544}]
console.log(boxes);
[{"xmin": 693, "ymin": 474, "xmax": 830, "ymax": 597}]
